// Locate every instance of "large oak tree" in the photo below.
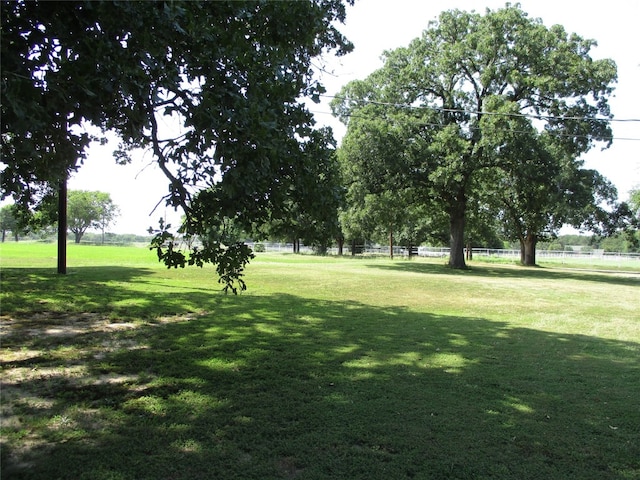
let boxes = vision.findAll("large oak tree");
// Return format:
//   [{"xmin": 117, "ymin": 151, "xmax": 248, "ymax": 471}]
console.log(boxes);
[{"xmin": 332, "ymin": 5, "xmax": 617, "ymax": 268}]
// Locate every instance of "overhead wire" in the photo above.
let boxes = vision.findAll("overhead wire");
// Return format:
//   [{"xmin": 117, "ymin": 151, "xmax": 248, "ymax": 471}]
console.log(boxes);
[
  {"xmin": 311, "ymin": 94, "xmax": 640, "ymax": 142},
  {"xmin": 311, "ymin": 110, "xmax": 640, "ymax": 142},
  {"xmin": 319, "ymin": 94, "xmax": 640, "ymax": 123}
]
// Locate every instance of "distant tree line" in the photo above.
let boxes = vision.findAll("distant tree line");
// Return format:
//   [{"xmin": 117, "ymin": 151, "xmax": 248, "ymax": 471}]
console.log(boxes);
[{"xmin": 2, "ymin": 184, "xmax": 637, "ymax": 253}]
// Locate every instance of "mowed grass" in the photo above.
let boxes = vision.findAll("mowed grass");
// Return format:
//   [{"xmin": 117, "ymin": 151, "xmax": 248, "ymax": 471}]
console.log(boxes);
[{"xmin": 1, "ymin": 242, "xmax": 639, "ymax": 479}]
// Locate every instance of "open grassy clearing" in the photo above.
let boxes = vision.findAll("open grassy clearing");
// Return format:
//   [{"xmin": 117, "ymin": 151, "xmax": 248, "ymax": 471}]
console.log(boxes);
[{"xmin": 1, "ymin": 243, "xmax": 639, "ymax": 479}]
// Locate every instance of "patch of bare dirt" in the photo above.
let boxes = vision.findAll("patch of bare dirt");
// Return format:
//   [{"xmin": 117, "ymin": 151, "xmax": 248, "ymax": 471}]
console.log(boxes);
[
  {"xmin": 0, "ymin": 312, "xmax": 140, "ymax": 339},
  {"xmin": 1, "ymin": 311, "xmax": 199, "ymax": 475}
]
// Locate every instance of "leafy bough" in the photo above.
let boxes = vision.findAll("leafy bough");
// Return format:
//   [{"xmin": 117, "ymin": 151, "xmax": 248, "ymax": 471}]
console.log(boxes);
[{"xmin": 149, "ymin": 219, "xmax": 254, "ymax": 295}]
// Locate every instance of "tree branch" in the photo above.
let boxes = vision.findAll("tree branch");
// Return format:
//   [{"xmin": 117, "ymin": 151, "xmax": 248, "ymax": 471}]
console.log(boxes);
[{"xmin": 146, "ymin": 92, "xmax": 192, "ymax": 215}]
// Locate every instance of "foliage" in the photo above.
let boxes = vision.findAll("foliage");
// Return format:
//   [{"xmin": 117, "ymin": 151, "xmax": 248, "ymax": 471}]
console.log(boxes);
[
  {"xmin": 0, "ymin": 204, "xmax": 20, "ymax": 241},
  {"xmin": 596, "ymin": 232, "xmax": 639, "ymax": 253},
  {"xmin": 580, "ymin": 187, "xmax": 640, "ymax": 253},
  {"xmin": 487, "ymin": 133, "xmax": 619, "ymax": 264},
  {"xmin": 336, "ymin": 106, "xmax": 448, "ymax": 254},
  {"xmin": 94, "ymin": 196, "xmax": 120, "ymax": 242},
  {"xmin": 0, "ymin": 201, "xmax": 58, "ymax": 240},
  {"xmin": 67, "ymin": 190, "xmax": 119, "ymax": 243},
  {"xmin": 254, "ymin": 128, "xmax": 344, "ymax": 253},
  {"xmin": 629, "ymin": 188, "xmax": 640, "ymax": 221},
  {"xmin": 1, "ymin": 0, "xmax": 353, "ymax": 291},
  {"xmin": 149, "ymin": 218, "xmax": 255, "ymax": 295},
  {"xmin": 332, "ymin": 5, "xmax": 617, "ymax": 269},
  {"xmin": 622, "ymin": 187, "xmax": 640, "ymax": 248},
  {"xmin": 463, "ymin": 176, "xmax": 505, "ymax": 250}
]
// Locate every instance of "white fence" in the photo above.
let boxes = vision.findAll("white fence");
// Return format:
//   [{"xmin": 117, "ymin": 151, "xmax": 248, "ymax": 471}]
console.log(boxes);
[
  {"xmin": 248, "ymin": 242, "xmax": 640, "ymax": 264},
  {"xmin": 468, "ymin": 248, "xmax": 640, "ymax": 264}
]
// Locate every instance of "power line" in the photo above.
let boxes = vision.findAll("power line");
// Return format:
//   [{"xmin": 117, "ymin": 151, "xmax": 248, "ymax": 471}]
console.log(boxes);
[
  {"xmin": 309, "ymin": 109, "xmax": 640, "ymax": 142},
  {"xmin": 313, "ymin": 94, "xmax": 640, "ymax": 141},
  {"xmin": 320, "ymin": 94, "xmax": 640, "ymax": 124}
]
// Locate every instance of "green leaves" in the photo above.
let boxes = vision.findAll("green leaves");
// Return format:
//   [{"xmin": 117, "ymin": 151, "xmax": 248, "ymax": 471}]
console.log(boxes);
[
  {"xmin": 149, "ymin": 218, "xmax": 255, "ymax": 295},
  {"xmin": 3, "ymin": 0, "xmax": 353, "ymax": 290},
  {"xmin": 67, "ymin": 190, "xmax": 118, "ymax": 243},
  {"xmin": 334, "ymin": 4, "xmax": 617, "ymax": 268}
]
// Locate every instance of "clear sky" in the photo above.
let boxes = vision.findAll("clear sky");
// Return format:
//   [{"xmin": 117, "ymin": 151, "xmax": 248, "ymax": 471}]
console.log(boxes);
[{"xmin": 68, "ymin": 0, "xmax": 640, "ymax": 235}]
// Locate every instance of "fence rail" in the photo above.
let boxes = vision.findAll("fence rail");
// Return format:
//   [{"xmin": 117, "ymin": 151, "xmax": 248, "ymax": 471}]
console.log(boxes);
[
  {"xmin": 247, "ymin": 242, "xmax": 640, "ymax": 263},
  {"xmin": 67, "ymin": 239, "xmax": 639, "ymax": 264},
  {"xmin": 468, "ymin": 248, "xmax": 640, "ymax": 263}
]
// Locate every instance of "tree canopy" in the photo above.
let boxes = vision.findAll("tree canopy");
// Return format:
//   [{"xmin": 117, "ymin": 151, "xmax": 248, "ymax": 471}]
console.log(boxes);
[
  {"xmin": 67, "ymin": 190, "xmax": 119, "ymax": 243},
  {"xmin": 0, "ymin": 204, "xmax": 21, "ymax": 242},
  {"xmin": 332, "ymin": 5, "xmax": 617, "ymax": 268},
  {"xmin": 1, "ymin": 0, "xmax": 353, "ymax": 291}
]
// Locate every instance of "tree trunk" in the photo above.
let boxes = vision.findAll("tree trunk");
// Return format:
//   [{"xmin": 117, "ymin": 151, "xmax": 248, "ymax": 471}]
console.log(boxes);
[
  {"xmin": 74, "ymin": 231, "xmax": 83, "ymax": 244},
  {"xmin": 57, "ymin": 177, "xmax": 67, "ymax": 274},
  {"xmin": 388, "ymin": 228, "xmax": 393, "ymax": 259},
  {"xmin": 351, "ymin": 239, "xmax": 356, "ymax": 256},
  {"xmin": 337, "ymin": 235, "xmax": 344, "ymax": 256},
  {"xmin": 521, "ymin": 233, "xmax": 537, "ymax": 266},
  {"xmin": 466, "ymin": 241, "xmax": 473, "ymax": 260},
  {"xmin": 1, "ymin": 229, "xmax": 5, "ymax": 242},
  {"xmin": 448, "ymin": 211, "xmax": 467, "ymax": 269}
]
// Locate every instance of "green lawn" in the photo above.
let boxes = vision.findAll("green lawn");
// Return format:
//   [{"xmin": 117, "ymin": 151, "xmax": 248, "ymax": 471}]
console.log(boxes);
[{"xmin": 1, "ymin": 242, "xmax": 639, "ymax": 479}]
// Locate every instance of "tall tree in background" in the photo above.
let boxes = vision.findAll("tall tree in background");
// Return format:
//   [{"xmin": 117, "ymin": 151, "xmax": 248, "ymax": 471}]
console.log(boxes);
[
  {"xmin": 607, "ymin": 187, "xmax": 640, "ymax": 252},
  {"xmin": 626, "ymin": 188, "xmax": 640, "ymax": 250},
  {"xmin": 95, "ymin": 195, "xmax": 120, "ymax": 244},
  {"xmin": 67, "ymin": 190, "xmax": 118, "ymax": 243},
  {"xmin": 1, "ymin": 0, "xmax": 352, "ymax": 291},
  {"xmin": 0, "ymin": 204, "xmax": 21, "ymax": 242},
  {"xmin": 333, "ymin": 5, "xmax": 617, "ymax": 269},
  {"xmin": 479, "ymin": 105, "xmax": 619, "ymax": 265}
]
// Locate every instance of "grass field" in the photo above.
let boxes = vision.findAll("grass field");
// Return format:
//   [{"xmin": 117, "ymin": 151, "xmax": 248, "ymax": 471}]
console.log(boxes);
[{"xmin": 1, "ymin": 242, "xmax": 639, "ymax": 479}]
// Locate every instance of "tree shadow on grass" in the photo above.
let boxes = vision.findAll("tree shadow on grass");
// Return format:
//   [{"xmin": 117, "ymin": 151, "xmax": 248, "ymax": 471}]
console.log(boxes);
[
  {"xmin": 0, "ymin": 266, "xmax": 228, "ymax": 320},
  {"xmin": 2, "ymin": 292, "xmax": 638, "ymax": 480},
  {"xmin": 368, "ymin": 260, "xmax": 640, "ymax": 288}
]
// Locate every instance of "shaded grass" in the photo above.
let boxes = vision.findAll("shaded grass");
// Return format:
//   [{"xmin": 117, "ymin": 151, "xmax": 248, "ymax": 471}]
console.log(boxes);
[{"xmin": 1, "ymin": 244, "xmax": 639, "ymax": 479}]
